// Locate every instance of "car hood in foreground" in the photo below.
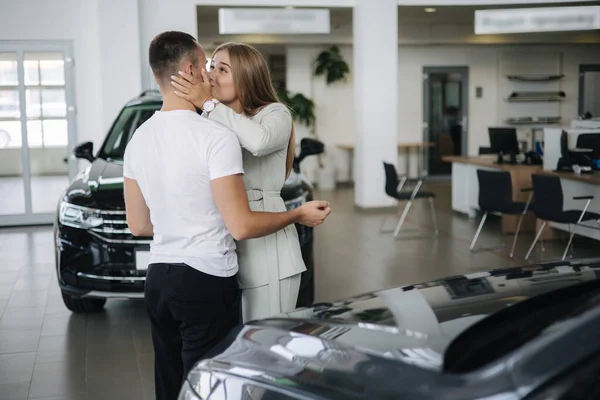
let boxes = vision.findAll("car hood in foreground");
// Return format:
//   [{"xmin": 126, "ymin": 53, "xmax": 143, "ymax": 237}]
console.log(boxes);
[{"xmin": 192, "ymin": 259, "xmax": 600, "ymax": 399}]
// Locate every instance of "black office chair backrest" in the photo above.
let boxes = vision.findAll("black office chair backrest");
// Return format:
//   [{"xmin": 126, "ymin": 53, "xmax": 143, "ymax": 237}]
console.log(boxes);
[
  {"xmin": 531, "ymin": 174, "xmax": 563, "ymax": 221},
  {"xmin": 383, "ymin": 162, "xmax": 399, "ymax": 197},
  {"xmin": 576, "ymin": 133, "xmax": 600, "ymax": 159},
  {"xmin": 477, "ymin": 170, "xmax": 513, "ymax": 213}
]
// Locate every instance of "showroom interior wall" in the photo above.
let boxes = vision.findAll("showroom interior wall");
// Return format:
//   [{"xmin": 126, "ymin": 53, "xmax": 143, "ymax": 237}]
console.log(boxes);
[
  {"xmin": 0, "ymin": 0, "xmax": 141, "ymax": 175},
  {"xmin": 5, "ymin": 0, "xmax": 597, "ymax": 183},
  {"xmin": 188, "ymin": 2, "xmax": 600, "ymax": 183},
  {"xmin": 284, "ymin": 43, "xmax": 600, "ymax": 182}
]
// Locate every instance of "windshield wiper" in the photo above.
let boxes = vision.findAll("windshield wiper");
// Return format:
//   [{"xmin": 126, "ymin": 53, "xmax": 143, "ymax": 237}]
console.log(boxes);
[{"xmin": 443, "ymin": 278, "xmax": 600, "ymax": 373}]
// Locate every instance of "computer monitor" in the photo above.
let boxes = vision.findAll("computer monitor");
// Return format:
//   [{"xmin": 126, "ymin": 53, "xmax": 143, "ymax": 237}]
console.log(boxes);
[{"xmin": 488, "ymin": 127, "xmax": 519, "ymax": 155}]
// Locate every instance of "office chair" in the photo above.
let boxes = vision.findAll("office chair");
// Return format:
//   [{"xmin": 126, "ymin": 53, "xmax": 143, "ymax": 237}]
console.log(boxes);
[
  {"xmin": 469, "ymin": 170, "xmax": 533, "ymax": 258},
  {"xmin": 381, "ymin": 162, "xmax": 439, "ymax": 238},
  {"xmin": 525, "ymin": 174, "xmax": 600, "ymax": 261}
]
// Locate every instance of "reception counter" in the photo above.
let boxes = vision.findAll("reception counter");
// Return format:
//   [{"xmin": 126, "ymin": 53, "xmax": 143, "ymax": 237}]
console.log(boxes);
[{"xmin": 443, "ymin": 156, "xmax": 542, "ymax": 234}]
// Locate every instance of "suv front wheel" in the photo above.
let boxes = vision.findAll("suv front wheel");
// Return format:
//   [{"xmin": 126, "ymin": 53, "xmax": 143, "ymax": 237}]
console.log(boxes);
[{"xmin": 61, "ymin": 291, "xmax": 106, "ymax": 313}]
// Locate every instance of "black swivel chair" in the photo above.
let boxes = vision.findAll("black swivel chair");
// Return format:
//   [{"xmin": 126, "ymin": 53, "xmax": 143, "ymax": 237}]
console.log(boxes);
[
  {"xmin": 469, "ymin": 170, "xmax": 533, "ymax": 258},
  {"xmin": 381, "ymin": 162, "xmax": 439, "ymax": 238},
  {"xmin": 525, "ymin": 174, "xmax": 600, "ymax": 261}
]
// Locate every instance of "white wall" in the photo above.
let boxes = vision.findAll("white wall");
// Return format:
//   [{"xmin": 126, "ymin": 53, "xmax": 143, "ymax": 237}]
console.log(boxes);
[
  {"xmin": 0, "ymin": 0, "xmax": 141, "ymax": 177},
  {"xmin": 286, "ymin": 43, "xmax": 600, "ymax": 182},
  {"xmin": 98, "ymin": 0, "xmax": 142, "ymax": 137}
]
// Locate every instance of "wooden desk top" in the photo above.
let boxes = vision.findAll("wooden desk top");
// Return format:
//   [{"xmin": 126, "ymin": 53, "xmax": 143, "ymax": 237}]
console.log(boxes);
[
  {"xmin": 536, "ymin": 169, "xmax": 600, "ymax": 185},
  {"xmin": 442, "ymin": 156, "xmax": 542, "ymax": 170},
  {"xmin": 337, "ymin": 142, "xmax": 435, "ymax": 151}
]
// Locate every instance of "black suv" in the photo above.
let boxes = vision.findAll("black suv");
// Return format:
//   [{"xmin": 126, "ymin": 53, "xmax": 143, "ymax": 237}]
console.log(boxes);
[{"xmin": 54, "ymin": 90, "xmax": 323, "ymax": 313}]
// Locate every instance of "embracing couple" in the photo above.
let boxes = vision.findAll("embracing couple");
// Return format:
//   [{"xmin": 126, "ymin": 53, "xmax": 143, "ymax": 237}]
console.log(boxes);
[{"xmin": 123, "ymin": 31, "xmax": 331, "ymax": 400}]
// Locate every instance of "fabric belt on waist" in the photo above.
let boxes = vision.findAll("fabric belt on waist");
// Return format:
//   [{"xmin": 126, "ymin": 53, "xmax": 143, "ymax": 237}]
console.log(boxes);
[{"xmin": 246, "ymin": 188, "xmax": 281, "ymax": 202}]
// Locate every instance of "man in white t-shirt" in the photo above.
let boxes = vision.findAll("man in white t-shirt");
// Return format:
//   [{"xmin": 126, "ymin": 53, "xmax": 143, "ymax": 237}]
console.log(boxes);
[{"xmin": 123, "ymin": 31, "xmax": 331, "ymax": 400}]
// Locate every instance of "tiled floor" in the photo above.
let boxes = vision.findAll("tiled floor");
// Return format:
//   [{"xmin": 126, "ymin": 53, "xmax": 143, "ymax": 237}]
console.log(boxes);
[{"xmin": 1, "ymin": 182, "xmax": 599, "ymax": 400}]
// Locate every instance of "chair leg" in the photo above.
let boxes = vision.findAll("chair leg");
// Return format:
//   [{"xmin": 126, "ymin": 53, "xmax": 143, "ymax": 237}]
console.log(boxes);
[
  {"xmin": 429, "ymin": 198, "xmax": 439, "ymax": 236},
  {"xmin": 393, "ymin": 200, "xmax": 412, "ymax": 237},
  {"xmin": 509, "ymin": 213, "xmax": 525, "ymax": 258},
  {"xmin": 525, "ymin": 221, "xmax": 546, "ymax": 260},
  {"xmin": 563, "ymin": 224, "xmax": 576, "ymax": 261},
  {"xmin": 470, "ymin": 212, "xmax": 488, "ymax": 251},
  {"xmin": 380, "ymin": 201, "xmax": 401, "ymax": 233}
]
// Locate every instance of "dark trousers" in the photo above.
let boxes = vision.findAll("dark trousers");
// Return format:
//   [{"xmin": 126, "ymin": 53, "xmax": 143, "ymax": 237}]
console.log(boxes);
[{"xmin": 144, "ymin": 263, "xmax": 240, "ymax": 400}]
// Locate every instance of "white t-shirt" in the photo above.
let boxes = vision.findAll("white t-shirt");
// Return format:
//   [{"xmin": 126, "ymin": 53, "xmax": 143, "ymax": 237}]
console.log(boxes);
[{"xmin": 123, "ymin": 109, "xmax": 244, "ymax": 277}]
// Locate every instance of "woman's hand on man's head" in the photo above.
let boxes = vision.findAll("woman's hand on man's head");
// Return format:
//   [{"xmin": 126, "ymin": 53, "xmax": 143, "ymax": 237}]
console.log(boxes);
[{"xmin": 171, "ymin": 69, "xmax": 212, "ymax": 109}]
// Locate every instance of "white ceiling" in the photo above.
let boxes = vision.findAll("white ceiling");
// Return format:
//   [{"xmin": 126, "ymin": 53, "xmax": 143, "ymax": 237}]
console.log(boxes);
[
  {"xmin": 195, "ymin": 2, "xmax": 600, "ymax": 47},
  {"xmin": 197, "ymin": 2, "xmax": 597, "ymax": 25}
]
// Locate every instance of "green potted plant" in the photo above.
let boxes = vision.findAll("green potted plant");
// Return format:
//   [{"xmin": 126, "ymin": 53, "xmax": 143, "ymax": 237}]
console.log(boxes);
[
  {"xmin": 314, "ymin": 45, "xmax": 350, "ymax": 85},
  {"xmin": 278, "ymin": 90, "xmax": 316, "ymax": 134}
]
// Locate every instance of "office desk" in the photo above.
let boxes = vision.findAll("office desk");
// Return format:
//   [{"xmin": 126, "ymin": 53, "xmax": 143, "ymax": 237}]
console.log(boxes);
[
  {"xmin": 443, "ymin": 156, "xmax": 542, "ymax": 234},
  {"xmin": 338, "ymin": 142, "xmax": 435, "ymax": 182},
  {"xmin": 535, "ymin": 170, "xmax": 600, "ymax": 241}
]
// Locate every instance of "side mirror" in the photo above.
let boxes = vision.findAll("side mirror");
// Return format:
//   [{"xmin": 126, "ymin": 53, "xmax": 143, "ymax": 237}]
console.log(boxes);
[{"xmin": 74, "ymin": 142, "xmax": 95, "ymax": 162}]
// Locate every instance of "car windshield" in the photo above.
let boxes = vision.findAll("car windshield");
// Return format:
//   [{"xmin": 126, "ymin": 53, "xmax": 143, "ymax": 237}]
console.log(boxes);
[
  {"xmin": 443, "ymin": 278, "xmax": 600, "ymax": 373},
  {"xmin": 97, "ymin": 102, "xmax": 161, "ymax": 162}
]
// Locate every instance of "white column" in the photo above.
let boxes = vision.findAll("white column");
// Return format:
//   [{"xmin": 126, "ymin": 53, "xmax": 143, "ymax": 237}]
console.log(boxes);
[
  {"xmin": 353, "ymin": 0, "xmax": 398, "ymax": 208},
  {"xmin": 286, "ymin": 46, "xmax": 320, "ymax": 183}
]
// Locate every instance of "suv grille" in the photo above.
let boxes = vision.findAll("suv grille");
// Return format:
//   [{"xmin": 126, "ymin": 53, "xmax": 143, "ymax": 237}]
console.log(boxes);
[{"xmin": 89, "ymin": 210, "xmax": 151, "ymax": 244}]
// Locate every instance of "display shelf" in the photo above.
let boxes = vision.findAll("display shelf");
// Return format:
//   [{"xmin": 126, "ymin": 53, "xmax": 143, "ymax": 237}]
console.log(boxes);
[
  {"xmin": 507, "ymin": 91, "xmax": 566, "ymax": 103},
  {"xmin": 506, "ymin": 74, "xmax": 564, "ymax": 82},
  {"xmin": 505, "ymin": 116, "xmax": 562, "ymax": 125}
]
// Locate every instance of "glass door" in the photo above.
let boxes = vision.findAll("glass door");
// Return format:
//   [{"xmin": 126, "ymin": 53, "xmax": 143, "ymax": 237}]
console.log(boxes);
[
  {"xmin": 423, "ymin": 66, "xmax": 469, "ymax": 177},
  {"xmin": 0, "ymin": 42, "xmax": 77, "ymax": 226}
]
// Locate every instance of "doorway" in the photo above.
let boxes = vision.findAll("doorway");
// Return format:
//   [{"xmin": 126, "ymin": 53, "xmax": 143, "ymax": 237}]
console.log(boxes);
[
  {"xmin": 423, "ymin": 66, "xmax": 469, "ymax": 176},
  {"xmin": 0, "ymin": 41, "xmax": 77, "ymax": 226},
  {"xmin": 579, "ymin": 65, "xmax": 600, "ymax": 119}
]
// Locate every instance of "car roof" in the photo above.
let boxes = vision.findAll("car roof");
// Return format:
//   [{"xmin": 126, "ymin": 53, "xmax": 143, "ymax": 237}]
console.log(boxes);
[{"xmin": 124, "ymin": 90, "xmax": 163, "ymax": 107}]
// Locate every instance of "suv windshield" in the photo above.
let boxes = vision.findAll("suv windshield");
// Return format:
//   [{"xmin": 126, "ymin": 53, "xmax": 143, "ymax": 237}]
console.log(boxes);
[
  {"xmin": 97, "ymin": 102, "xmax": 161, "ymax": 162},
  {"xmin": 443, "ymin": 278, "xmax": 600, "ymax": 373}
]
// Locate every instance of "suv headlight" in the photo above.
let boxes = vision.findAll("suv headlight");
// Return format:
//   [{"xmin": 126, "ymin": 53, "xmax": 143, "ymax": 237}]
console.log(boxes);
[{"xmin": 59, "ymin": 202, "xmax": 103, "ymax": 229}]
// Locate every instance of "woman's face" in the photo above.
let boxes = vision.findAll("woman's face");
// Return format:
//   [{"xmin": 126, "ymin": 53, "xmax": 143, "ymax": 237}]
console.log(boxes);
[{"xmin": 208, "ymin": 50, "xmax": 237, "ymax": 104}]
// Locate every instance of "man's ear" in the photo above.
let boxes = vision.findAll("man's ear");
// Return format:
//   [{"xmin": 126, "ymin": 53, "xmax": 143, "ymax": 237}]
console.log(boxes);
[{"xmin": 184, "ymin": 62, "xmax": 194, "ymax": 76}]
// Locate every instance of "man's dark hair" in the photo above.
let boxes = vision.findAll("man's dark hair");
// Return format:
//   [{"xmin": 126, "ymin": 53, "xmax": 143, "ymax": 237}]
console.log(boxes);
[{"xmin": 149, "ymin": 31, "xmax": 199, "ymax": 83}]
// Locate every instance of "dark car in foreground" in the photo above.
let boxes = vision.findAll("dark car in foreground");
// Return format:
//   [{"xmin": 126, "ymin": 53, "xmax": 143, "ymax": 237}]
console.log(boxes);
[
  {"xmin": 179, "ymin": 258, "xmax": 600, "ymax": 399},
  {"xmin": 54, "ymin": 90, "xmax": 323, "ymax": 313}
]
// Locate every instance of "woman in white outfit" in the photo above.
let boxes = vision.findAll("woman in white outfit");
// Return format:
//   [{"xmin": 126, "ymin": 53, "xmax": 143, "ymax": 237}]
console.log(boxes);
[{"xmin": 171, "ymin": 42, "xmax": 306, "ymax": 322}]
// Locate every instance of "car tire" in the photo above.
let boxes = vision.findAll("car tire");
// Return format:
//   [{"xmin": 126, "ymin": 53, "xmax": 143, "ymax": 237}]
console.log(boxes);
[{"xmin": 61, "ymin": 291, "xmax": 106, "ymax": 313}]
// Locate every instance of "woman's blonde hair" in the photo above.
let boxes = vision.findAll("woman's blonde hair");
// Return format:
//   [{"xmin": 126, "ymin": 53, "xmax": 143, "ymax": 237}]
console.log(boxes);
[{"xmin": 212, "ymin": 42, "xmax": 295, "ymax": 179}]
